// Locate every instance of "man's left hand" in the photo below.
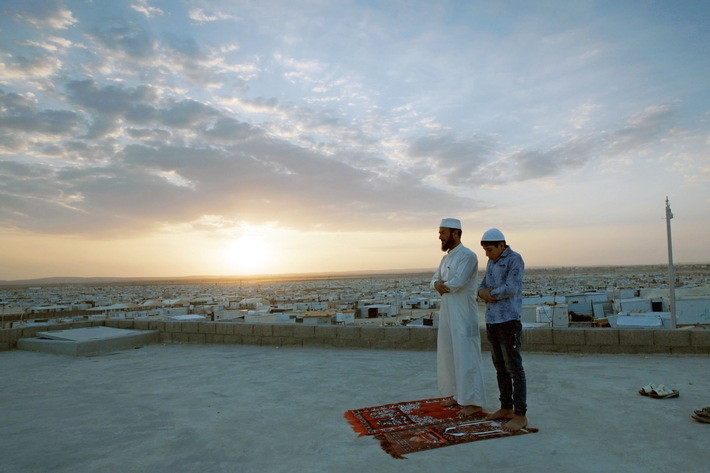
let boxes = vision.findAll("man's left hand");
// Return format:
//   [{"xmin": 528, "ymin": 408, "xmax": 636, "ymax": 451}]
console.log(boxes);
[{"xmin": 434, "ymin": 280, "xmax": 450, "ymax": 295}]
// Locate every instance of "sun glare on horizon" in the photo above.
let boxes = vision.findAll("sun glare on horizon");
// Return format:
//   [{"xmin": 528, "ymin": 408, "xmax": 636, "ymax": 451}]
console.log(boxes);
[{"xmin": 223, "ymin": 234, "xmax": 273, "ymax": 275}]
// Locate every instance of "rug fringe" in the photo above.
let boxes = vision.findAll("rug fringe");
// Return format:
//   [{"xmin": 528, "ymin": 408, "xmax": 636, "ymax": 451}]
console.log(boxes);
[
  {"xmin": 343, "ymin": 411, "xmax": 369, "ymax": 437},
  {"xmin": 375, "ymin": 434, "xmax": 406, "ymax": 459}
]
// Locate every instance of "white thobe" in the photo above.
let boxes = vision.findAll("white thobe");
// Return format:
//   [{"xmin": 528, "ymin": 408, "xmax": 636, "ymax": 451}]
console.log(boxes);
[{"xmin": 431, "ymin": 243, "xmax": 487, "ymax": 407}]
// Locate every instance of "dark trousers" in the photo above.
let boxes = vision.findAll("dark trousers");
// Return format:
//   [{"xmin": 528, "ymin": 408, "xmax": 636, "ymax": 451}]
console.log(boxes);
[{"xmin": 486, "ymin": 320, "xmax": 527, "ymax": 416}]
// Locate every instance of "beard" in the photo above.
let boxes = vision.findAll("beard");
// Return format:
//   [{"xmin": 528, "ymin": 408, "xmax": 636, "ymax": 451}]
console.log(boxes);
[{"xmin": 440, "ymin": 236, "xmax": 455, "ymax": 252}]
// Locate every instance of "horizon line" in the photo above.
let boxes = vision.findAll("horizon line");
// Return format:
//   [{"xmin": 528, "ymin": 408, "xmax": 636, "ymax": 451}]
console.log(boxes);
[{"xmin": 2, "ymin": 262, "xmax": 708, "ymax": 287}]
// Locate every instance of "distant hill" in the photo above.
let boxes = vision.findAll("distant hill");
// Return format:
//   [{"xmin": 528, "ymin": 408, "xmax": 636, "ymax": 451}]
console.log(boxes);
[
  {"xmin": 0, "ymin": 268, "xmax": 437, "ymax": 288},
  {"xmin": 1, "ymin": 264, "xmax": 707, "ymax": 289}
]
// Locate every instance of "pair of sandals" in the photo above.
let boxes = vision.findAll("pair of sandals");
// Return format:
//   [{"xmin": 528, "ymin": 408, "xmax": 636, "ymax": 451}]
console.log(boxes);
[
  {"xmin": 638, "ymin": 383, "xmax": 680, "ymax": 399},
  {"xmin": 692, "ymin": 406, "xmax": 710, "ymax": 424},
  {"xmin": 638, "ymin": 386, "xmax": 709, "ymax": 424}
]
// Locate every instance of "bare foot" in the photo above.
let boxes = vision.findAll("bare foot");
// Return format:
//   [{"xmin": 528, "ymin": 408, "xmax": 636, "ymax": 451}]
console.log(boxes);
[
  {"xmin": 441, "ymin": 397, "xmax": 458, "ymax": 407},
  {"xmin": 486, "ymin": 408, "xmax": 514, "ymax": 421},
  {"xmin": 458, "ymin": 405, "xmax": 483, "ymax": 417},
  {"xmin": 502, "ymin": 415, "xmax": 528, "ymax": 432}
]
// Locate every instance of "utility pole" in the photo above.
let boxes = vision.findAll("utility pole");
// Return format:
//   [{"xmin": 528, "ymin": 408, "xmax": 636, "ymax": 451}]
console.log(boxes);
[{"xmin": 665, "ymin": 197, "xmax": 677, "ymax": 329}]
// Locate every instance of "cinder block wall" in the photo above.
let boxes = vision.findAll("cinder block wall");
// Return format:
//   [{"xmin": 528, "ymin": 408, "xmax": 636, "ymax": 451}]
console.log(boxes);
[{"xmin": 1, "ymin": 320, "xmax": 709, "ymax": 354}]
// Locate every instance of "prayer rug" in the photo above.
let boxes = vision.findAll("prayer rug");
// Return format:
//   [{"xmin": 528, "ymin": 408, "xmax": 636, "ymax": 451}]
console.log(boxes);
[
  {"xmin": 344, "ymin": 397, "xmax": 462, "ymax": 436},
  {"xmin": 344, "ymin": 397, "xmax": 538, "ymax": 459}
]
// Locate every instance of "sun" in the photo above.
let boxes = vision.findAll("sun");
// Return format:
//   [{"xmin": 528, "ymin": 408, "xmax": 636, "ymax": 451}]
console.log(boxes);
[{"xmin": 224, "ymin": 234, "xmax": 271, "ymax": 274}]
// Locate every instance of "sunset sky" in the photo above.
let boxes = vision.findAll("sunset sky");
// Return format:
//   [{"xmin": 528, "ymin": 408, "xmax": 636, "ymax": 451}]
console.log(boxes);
[{"xmin": 1, "ymin": 0, "xmax": 709, "ymax": 280}]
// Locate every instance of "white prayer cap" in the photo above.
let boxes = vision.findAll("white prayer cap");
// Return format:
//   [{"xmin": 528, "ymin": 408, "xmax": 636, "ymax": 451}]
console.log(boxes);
[
  {"xmin": 481, "ymin": 228, "xmax": 506, "ymax": 241},
  {"xmin": 439, "ymin": 218, "xmax": 462, "ymax": 229}
]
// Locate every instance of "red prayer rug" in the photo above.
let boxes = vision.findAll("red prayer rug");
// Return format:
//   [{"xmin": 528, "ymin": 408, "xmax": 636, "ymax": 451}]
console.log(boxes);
[
  {"xmin": 344, "ymin": 397, "xmax": 538, "ymax": 459},
  {"xmin": 344, "ymin": 396, "xmax": 463, "ymax": 436}
]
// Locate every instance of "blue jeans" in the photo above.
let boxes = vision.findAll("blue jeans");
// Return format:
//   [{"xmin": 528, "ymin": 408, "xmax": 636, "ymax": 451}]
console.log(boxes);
[{"xmin": 486, "ymin": 320, "xmax": 527, "ymax": 416}]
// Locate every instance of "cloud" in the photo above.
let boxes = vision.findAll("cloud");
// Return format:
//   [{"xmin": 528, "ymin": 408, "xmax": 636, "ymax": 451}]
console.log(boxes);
[
  {"xmin": 65, "ymin": 80, "xmax": 159, "ymax": 116},
  {"xmin": 188, "ymin": 8, "xmax": 240, "ymax": 24},
  {"xmin": 605, "ymin": 105, "xmax": 676, "ymax": 155},
  {"xmin": 1, "ymin": 79, "xmax": 480, "ymax": 237},
  {"xmin": 0, "ymin": 139, "xmax": 474, "ymax": 236},
  {"xmin": 87, "ymin": 23, "xmax": 157, "ymax": 59},
  {"xmin": 505, "ymin": 105, "xmax": 678, "ymax": 182},
  {"xmin": 509, "ymin": 138, "xmax": 595, "ymax": 181},
  {"xmin": 84, "ymin": 25, "xmax": 258, "ymax": 91},
  {"xmin": 163, "ymin": 33, "xmax": 202, "ymax": 58},
  {"xmin": 0, "ymin": 90, "xmax": 85, "ymax": 146},
  {"xmin": 407, "ymin": 134, "xmax": 494, "ymax": 186},
  {"xmin": 0, "ymin": 160, "xmax": 89, "ymax": 234},
  {"xmin": 0, "ymin": 54, "xmax": 62, "ymax": 80},
  {"xmin": 2, "ymin": 0, "xmax": 77, "ymax": 30},
  {"xmin": 0, "ymin": 67, "xmax": 682, "ymax": 242},
  {"xmin": 204, "ymin": 118, "xmax": 262, "ymax": 141},
  {"xmin": 130, "ymin": 1, "xmax": 163, "ymax": 19},
  {"xmin": 399, "ymin": 103, "xmax": 678, "ymax": 188},
  {"xmin": 63, "ymin": 80, "xmax": 228, "ymax": 135}
]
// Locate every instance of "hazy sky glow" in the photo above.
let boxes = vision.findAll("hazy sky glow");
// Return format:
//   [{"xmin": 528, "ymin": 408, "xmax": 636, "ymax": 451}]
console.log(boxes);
[{"xmin": 1, "ymin": 0, "xmax": 709, "ymax": 280}]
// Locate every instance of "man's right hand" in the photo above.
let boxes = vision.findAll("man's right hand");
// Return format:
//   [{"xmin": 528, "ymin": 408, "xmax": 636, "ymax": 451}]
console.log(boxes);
[{"xmin": 478, "ymin": 288, "xmax": 497, "ymax": 303}]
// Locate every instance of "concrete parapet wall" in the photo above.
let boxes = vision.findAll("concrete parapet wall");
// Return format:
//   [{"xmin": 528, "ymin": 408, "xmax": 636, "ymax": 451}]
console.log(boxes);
[{"xmin": 1, "ymin": 320, "xmax": 709, "ymax": 354}]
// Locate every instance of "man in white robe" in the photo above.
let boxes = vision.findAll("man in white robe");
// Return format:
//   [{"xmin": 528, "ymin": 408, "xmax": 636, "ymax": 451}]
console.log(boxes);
[{"xmin": 431, "ymin": 217, "xmax": 487, "ymax": 416}]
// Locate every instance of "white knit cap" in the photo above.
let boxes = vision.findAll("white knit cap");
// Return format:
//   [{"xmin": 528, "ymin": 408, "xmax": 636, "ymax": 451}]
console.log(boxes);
[
  {"xmin": 440, "ymin": 218, "xmax": 462, "ymax": 229},
  {"xmin": 481, "ymin": 228, "xmax": 506, "ymax": 241}
]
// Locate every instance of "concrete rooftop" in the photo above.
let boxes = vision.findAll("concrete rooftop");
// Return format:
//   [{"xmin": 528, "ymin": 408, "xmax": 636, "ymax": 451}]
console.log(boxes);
[{"xmin": 2, "ymin": 343, "xmax": 709, "ymax": 473}]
